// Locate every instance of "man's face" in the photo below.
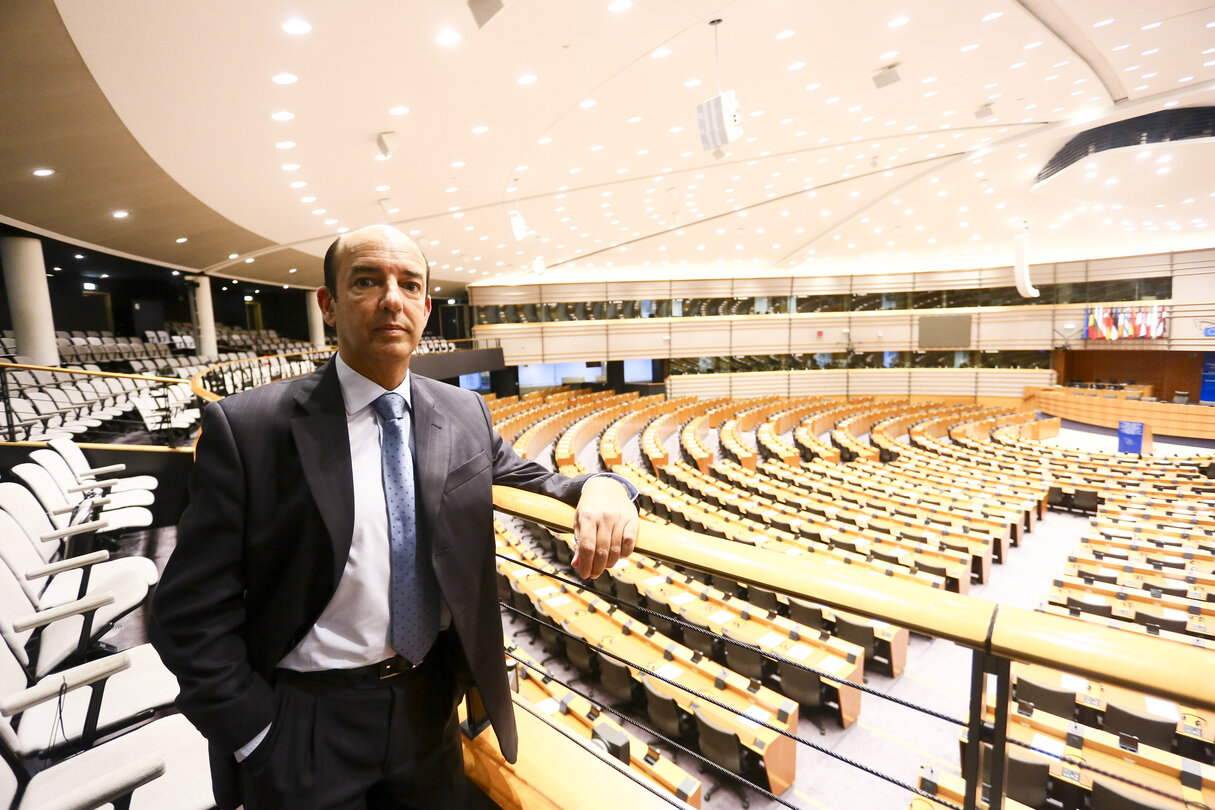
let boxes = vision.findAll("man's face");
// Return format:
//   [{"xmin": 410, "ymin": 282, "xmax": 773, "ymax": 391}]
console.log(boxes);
[{"xmin": 317, "ymin": 225, "xmax": 431, "ymax": 388}]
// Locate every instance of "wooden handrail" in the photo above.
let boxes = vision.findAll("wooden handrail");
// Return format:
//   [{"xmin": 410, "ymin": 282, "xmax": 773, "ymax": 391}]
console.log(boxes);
[
  {"xmin": 0, "ymin": 361, "xmax": 185, "ymax": 386},
  {"xmin": 492, "ymin": 485, "xmax": 1215, "ymax": 713}
]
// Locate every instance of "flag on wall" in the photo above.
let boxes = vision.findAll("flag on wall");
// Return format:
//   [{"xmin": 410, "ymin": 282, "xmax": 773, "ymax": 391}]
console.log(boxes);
[{"xmin": 1085, "ymin": 304, "xmax": 1167, "ymax": 340}]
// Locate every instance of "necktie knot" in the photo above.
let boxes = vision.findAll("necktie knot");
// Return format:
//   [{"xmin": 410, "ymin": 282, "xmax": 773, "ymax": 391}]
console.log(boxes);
[{"xmin": 373, "ymin": 392, "xmax": 408, "ymax": 422}]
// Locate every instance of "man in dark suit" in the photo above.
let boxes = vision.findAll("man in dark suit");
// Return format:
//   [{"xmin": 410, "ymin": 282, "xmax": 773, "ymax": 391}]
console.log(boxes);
[{"xmin": 150, "ymin": 224, "xmax": 638, "ymax": 809}]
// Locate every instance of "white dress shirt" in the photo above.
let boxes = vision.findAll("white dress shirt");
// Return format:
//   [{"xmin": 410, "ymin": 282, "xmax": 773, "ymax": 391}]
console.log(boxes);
[{"xmin": 277, "ymin": 354, "xmax": 406, "ymax": 671}]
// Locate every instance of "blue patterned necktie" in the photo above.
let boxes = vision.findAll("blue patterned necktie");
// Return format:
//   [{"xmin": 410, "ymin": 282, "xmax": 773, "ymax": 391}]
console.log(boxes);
[{"xmin": 372, "ymin": 392, "xmax": 439, "ymax": 664}]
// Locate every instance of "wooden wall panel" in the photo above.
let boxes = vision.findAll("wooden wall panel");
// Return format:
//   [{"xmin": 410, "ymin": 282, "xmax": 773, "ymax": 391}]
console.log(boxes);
[{"xmin": 1064, "ymin": 349, "xmax": 1204, "ymax": 402}]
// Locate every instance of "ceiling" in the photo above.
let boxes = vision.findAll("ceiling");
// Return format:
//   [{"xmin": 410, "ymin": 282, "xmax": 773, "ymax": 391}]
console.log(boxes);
[{"xmin": 1, "ymin": 0, "xmax": 1212, "ymax": 295}]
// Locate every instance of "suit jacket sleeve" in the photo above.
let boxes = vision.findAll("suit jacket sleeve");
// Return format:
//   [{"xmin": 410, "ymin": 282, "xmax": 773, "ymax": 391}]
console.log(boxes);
[
  {"xmin": 479, "ymin": 395, "xmax": 588, "ymax": 502},
  {"xmin": 148, "ymin": 400, "xmax": 276, "ymax": 753}
]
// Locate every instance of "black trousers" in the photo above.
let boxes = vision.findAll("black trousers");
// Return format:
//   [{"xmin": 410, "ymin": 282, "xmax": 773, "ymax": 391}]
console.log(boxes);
[{"xmin": 238, "ymin": 632, "xmax": 469, "ymax": 810}]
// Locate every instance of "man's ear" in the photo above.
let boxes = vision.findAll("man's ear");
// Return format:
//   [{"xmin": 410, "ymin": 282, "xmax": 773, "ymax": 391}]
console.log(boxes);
[
  {"xmin": 317, "ymin": 286, "xmax": 337, "ymax": 328},
  {"xmin": 424, "ymin": 294, "xmax": 432, "ymax": 319}
]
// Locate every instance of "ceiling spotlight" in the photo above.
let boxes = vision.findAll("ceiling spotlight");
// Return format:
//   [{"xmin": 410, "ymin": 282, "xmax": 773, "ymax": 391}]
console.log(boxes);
[
  {"xmin": 272, "ymin": 73, "xmax": 298, "ymax": 85},
  {"xmin": 32, "ymin": 168, "xmax": 55, "ymax": 177},
  {"xmin": 974, "ymin": 103, "xmax": 995, "ymax": 119},
  {"xmin": 379, "ymin": 198, "xmax": 400, "ymax": 215},
  {"xmin": 282, "ymin": 18, "xmax": 311, "ymax": 35},
  {"xmin": 873, "ymin": 64, "xmax": 901, "ymax": 89},
  {"xmin": 376, "ymin": 131, "xmax": 400, "ymax": 159}
]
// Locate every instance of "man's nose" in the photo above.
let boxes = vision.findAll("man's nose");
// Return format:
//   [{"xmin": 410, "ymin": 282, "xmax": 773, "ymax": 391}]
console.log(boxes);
[{"xmin": 381, "ymin": 279, "xmax": 406, "ymax": 311}]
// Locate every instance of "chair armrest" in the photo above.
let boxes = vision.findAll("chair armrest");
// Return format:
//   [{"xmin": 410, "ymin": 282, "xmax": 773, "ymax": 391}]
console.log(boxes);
[
  {"xmin": 40, "ymin": 519, "xmax": 110, "ymax": 541},
  {"xmin": 83, "ymin": 463, "xmax": 126, "ymax": 476},
  {"xmin": 30, "ymin": 754, "xmax": 165, "ymax": 810},
  {"xmin": 24, "ymin": 550, "xmax": 110, "ymax": 580},
  {"xmin": 68, "ymin": 478, "xmax": 119, "ymax": 493},
  {"xmin": 0, "ymin": 653, "xmax": 131, "ymax": 716},
  {"xmin": 11, "ymin": 591, "xmax": 115, "ymax": 633}
]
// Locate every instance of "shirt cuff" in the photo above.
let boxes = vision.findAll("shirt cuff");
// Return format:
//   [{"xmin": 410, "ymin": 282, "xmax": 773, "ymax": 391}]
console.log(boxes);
[
  {"xmin": 590, "ymin": 472, "xmax": 638, "ymax": 501},
  {"xmin": 235, "ymin": 724, "xmax": 271, "ymax": 762}
]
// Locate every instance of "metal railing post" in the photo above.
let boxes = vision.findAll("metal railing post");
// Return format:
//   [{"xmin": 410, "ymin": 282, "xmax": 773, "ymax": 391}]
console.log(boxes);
[
  {"xmin": 987, "ymin": 656, "xmax": 1012, "ymax": 810},
  {"xmin": 962, "ymin": 649, "xmax": 987, "ymax": 810}
]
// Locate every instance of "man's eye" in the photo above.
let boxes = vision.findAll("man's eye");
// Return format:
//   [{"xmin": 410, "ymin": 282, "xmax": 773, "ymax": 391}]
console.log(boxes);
[{"xmin": 355, "ymin": 277, "xmax": 375, "ymax": 288}]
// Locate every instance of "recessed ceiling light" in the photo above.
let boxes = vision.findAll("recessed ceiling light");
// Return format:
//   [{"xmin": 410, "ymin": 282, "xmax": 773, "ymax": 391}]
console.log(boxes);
[
  {"xmin": 32, "ymin": 168, "xmax": 54, "ymax": 177},
  {"xmin": 288, "ymin": 268, "xmax": 297, "ymax": 273},
  {"xmin": 651, "ymin": 46, "xmax": 672, "ymax": 58},
  {"xmin": 471, "ymin": 125, "xmax": 489, "ymax": 134},
  {"xmin": 517, "ymin": 73, "xmax": 537, "ymax": 85},
  {"xmin": 282, "ymin": 18, "xmax": 311, "ymax": 35},
  {"xmin": 301, "ymin": 196, "xmax": 316, "ymax": 203},
  {"xmin": 290, "ymin": 181, "xmax": 307, "ymax": 188},
  {"xmin": 537, "ymin": 136, "xmax": 552, "ymax": 144},
  {"xmin": 579, "ymin": 98, "xmax": 597, "ymax": 108},
  {"xmin": 788, "ymin": 61, "xmax": 805, "ymax": 70},
  {"xmin": 889, "ymin": 15, "xmax": 909, "ymax": 27},
  {"xmin": 276, "ymin": 141, "xmax": 296, "ymax": 149},
  {"xmin": 324, "ymin": 219, "xmax": 337, "ymax": 225},
  {"xmin": 1140, "ymin": 21, "xmax": 1161, "ymax": 30},
  {"xmin": 880, "ymin": 50, "xmax": 899, "ymax": 60},
  {"xmin": 1093, "ymin": 18, "xmax": 1114, "ymax": 27},
  {"xmin": 312, "ymin": 208, "xmax": 326, "ymax": 215},
  {"xmin": 981, "ymin": 11, "xmax": 1002, "ymax": 22},
  {"xmin": 590, "ymin": 145, "xmax": 604, "ymax": 151},
  {"xmin": 272, "ymin": 111, "xmax": 294, "ymax": 122},
  {"xmin": 228, "ymin": 253, "xmax": 238, "ymax": 259},
  {"xmin": 112, "ymin": 210, "xmax": 129, "ymax": 219},
  {"xmin": 776, "ymin": 29, "xmax": 795, "ymax": 39},
  {"xmin": 282, "ymin": 163, "xmax": 300, "ymax": 171},
  {"xmin": 176, "ymin": 237, "xmax": 188, "ymax": 243},
  {"xmin": 436, "ymin": 28, "xmax": 462, "ymax": 46},
  {"xmin": 376, "ymin": 184, "xmax": 390, "ymax": 192},
  {"xmin": 272, "ymin": 72, "xmax": 298, "ymax": 85},
  {"xmin": 445, "ymin": 186, "xmax": 458, "ymax": 193},
  {"xmin": 685, "ymin": 78, "xmax": 702, "ymax": 87},
  {"xmin": 245, "ymin": 257, "xmax": 255, "ymax": 263},
  {"xmin": 389, "ymin": 106, "xmax": 410, "ymax": 116}
]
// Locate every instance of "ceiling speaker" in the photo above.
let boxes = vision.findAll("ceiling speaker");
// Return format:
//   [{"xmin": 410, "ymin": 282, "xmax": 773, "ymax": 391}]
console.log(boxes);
[
  {"xmin": 697, "ymin": 90, "xmax": 743, "ymax": 151},
  {"xmin": 468, "ymin": 0, "xmax": 504, "ymax": 28}
]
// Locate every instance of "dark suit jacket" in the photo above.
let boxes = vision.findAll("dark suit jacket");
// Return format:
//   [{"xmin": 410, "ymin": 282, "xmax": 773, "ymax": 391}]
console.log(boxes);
[{"xmin": 149, "ymin": 359, "xmax": 586, "ymax": 807}]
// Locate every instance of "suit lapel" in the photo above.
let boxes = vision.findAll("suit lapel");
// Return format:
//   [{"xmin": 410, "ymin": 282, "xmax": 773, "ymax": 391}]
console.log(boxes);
[
  {"xmin": 410, "ymin": 376, "xmax": 448, "ymax": 552},
  {"xmin": 290, "ymin": 360, "xmax": 355, "ymax": 588}
]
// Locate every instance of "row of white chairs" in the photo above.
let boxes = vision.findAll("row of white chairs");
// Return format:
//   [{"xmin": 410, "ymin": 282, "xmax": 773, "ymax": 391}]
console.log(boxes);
[{"xmin": 0, "ymin": 438, "xmax": 214, "ymax": 808}]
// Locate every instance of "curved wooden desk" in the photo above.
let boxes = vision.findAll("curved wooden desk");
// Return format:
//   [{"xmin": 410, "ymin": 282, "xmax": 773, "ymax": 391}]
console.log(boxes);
[{"xmin": 1033, "ymin": 388, "xmax": 1215, "ymax": 441}]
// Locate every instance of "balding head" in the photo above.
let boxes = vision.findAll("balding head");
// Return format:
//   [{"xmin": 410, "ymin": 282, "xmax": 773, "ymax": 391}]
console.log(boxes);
[{"xmin": 323, "ymin": 224, "xmax": 429, "ymax": 296}]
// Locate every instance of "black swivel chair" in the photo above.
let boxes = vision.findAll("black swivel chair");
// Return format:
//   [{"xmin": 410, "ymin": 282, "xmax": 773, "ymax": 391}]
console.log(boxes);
[
  {"xmin": 1003, "ymin": 750, "xmax": 1051, "ymax": 810},
  {"xmin": 747, "ymin": 587, "xmax": 779, "ymax": 614},
  {"xmin": 596, "ymin": 651, "xmax": 641, "ymax": 707},
  {"xmin": 774, "ymin": 659, "xmax": 826, "ymax": 735},
  {"xmin": 1133, "ymin": 609, "xmax": 1189, "ymax": 635},
  {"xmin": 721, "ymin": 628, "xmax": 766, "ymax": 682},
  {"xmin": 692, "ymin": 706, "xmax": 752, "ymax": 808},
  {"xmin": 1014, "ymin": 676, "xmax": 1077, "ymax": 721},
  {"xmin": 641, "ymin": 673, "xmax": 695, "ymax": 751},
  {"xmin": 678, "ymin": 609, "xmax": 724, "ymax": 661},
  {"xmin": 1089, "ymin": 778, "xmax": 1172, "ymax": 810},
  {"xmin": 788, "ymin": 599, "xmax": 824, "ymax": 630},
  {"xmin": 648, "ymin": 602, "xmax": 684, "ymax": 643},
  {"xmin": 562, "ymin": 632, "xmax": 599, "ymax": 683},
  {"xmin": 613, "ymin": 578, "xmax": 646, "ymax": 620},
  {"xmin": 1103, "ymin": 701, "xmax": 1176, "ymax": 752},
  {"xmin": 834, "ymin": 614, "xmax": 879, "ymax": 679}
]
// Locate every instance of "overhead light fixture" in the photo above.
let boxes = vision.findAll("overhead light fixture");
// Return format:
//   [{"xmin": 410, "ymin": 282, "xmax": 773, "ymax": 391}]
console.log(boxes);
[
  {"xmin": 282, "ymin": 18, "xmax": 311, "ymax": 35},
  {"xmin": 272, "ymin": 73, "xmax": 298, "ymax": 85},
  {"xmin": 379, "ymin": 198, "xmax": 400, "ymax": 215},
  {"xmin": 376, "ymin": 131, "xmax": 400, "ymax": 159},
  {"xmin": 873, "ymin": 64, "xmax": 901, "ymax": 89},
  {"xmin": 32, "ymin": 168, "xmax": 54, "ymax": 177},
  {"xmin": 82, "ymin": 282, "xmax": 96, "ymax": 291},
  {"xmin": 467, "ymin": 0, "xmax": 503, "ymax": 28}
]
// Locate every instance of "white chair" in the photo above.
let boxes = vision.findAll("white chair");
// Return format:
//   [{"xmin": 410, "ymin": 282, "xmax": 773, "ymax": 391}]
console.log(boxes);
[
  {"xmin": 27, "ymin": 450, "xmax": 154, "ymax": 512},
  {"xmin": 46, "ymin": 438, "xmax": 159, "ymax": 493},
  {"xmin": 0, "ymin": 713, "xmax": 213, "ymax": 810},
  {"xmin": 0, "ymin": 643, "xmax": 177, "ymax": 756},
  {"xmin": 0, "ymin": 558, "xmax": 146, "ymax": 680},
  {"xmin": 8, "ymin": 464, "xmax": 151, "ymax": 534},
  {"xmin": 0, "ymin": 505, "xmax": 157, "ymax": 610}
]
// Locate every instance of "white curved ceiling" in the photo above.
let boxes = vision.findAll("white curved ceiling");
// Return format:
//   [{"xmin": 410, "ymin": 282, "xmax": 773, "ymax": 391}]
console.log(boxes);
[{"xmin": 7, "ymin": 0, "xmax": 1215, "ymax": 290}]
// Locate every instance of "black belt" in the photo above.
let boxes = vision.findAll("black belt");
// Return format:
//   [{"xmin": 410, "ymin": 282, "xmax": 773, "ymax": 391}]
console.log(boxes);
[{"xmin": 276, "ymin": 654, "xmax": 426, "ymax": 689}]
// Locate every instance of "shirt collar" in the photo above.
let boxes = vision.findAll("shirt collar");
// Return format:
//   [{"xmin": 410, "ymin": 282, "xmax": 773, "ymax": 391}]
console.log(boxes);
[{"xmin": 334, "ymin": 353, "xmax": 412, "ymax": 416}]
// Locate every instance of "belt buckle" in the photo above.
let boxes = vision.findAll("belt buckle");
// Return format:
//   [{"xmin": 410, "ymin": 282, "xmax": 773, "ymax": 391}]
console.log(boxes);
[{"xmin": 379, "ymin": 657, "xmax": 411, "ymax": 679}]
